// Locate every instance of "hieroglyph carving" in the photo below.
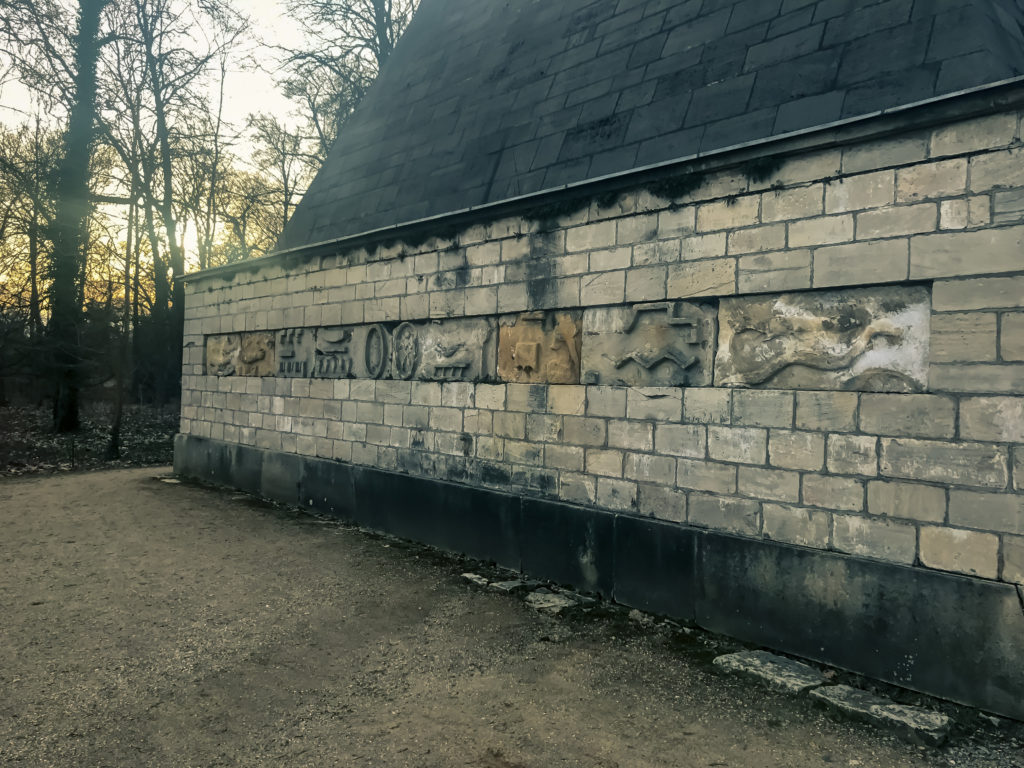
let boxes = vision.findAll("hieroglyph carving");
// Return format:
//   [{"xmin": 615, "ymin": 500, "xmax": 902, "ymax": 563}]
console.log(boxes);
[
  {"xmin": 206, "ymin": 318, "xmax": 497, "ymax": 382},
  {"xmin": 205, "ymin": 333, "xmax": 275, "ymax": 376},
  {"xmin": 714, "ymin": 286, "xmax": 930, "ymax": 392},
  {"xmin": 581, "ymin": 301, "xmax": 717, "ymax": 386},
  {"xmin": 278, "ymin": 328, "xmax": 315, "ymax": 377},
  {"xmin": 498, "ymin": 311, "xmax": 582, "ymax": 384}
]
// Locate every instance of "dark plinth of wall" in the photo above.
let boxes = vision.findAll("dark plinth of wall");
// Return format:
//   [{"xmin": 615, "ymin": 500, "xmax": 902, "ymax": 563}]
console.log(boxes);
[{"xmin": 175, "ymin": 433, "xmax": 1024, "ymax": 722}]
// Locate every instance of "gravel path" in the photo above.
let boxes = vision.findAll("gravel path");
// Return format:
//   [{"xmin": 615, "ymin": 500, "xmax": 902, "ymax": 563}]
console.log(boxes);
[{"xmin": 1, "ymin": 467, "xmax": 1020, "ymax": 767}]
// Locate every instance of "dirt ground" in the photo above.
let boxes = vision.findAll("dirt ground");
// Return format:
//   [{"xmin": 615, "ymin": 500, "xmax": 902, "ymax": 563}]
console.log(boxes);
[{"xmin": 1, "ymin": 468, "xmax": 1021, "ymax": 768}]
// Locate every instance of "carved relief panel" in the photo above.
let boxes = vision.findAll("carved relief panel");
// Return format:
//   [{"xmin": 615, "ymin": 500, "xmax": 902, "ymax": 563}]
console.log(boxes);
[
  {"xmin": 277, "ymin": 328, "xmax": 315, "ymax": 377},
  {"xmin": 237, "ymin": 332, "xmax": 276, "ymax": 376},
  {"xmin": 415, "ymin": 318, "xmax": 497, "ymax": 382},
  {"xmin": 498, "ymin": 311, "xmax": 582, "ymax": 384},
  {"xmin": 714, "ymin": 286, "xmax": 930, "ymax": 392},
  {"xmin": 206, "ymin": 334, "xmax": 240, "ymax": 376},
  {"xmin": 581, "ymin": 301, "xmax": 716, "ymax": 386}
]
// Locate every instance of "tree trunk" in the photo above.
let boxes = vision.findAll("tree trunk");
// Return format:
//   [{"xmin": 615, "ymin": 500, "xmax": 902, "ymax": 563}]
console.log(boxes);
[{"xmin": 48, "ymin": 0, "xmax": 106, "ymax": 432}]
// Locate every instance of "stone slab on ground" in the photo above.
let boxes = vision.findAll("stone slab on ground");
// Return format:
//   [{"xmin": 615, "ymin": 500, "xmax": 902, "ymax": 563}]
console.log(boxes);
[
  {"xmin": 524, "ymin": 590, "xmax": 579, "ymax": 615},
  {"xmin": 713, "ymin": 650, "xmax": 826, "ymax": 694},
  {"xmin": 461, "ymin": 572, "xmax": 489, "ymax": 587},
  {"xmin": 810, "ymin": 685, "xmax": 952, "ymax": 746},
  {"xmin": 488, "ymin": 579, "xmax": 541, "ymax": 594}
]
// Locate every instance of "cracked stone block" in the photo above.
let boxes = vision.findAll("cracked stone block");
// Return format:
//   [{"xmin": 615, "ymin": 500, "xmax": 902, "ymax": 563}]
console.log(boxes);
[
  {"xmin": 498, "ymin": 311, "xmax": 583, "ymax": 384},
  {"xmin": 581, "ymin": 301, "xmax": 717, "ymax": 386},
  {"xmin": 810, "ymin": 685, "xmax": 951, "ymax": 746},
  {"xmin": 713, "ymin": 650, "xmax": 826, "ymax": 694},
  {"xmin": 715, "ymin": 285, "xmax": 930, "ymax": 392}
]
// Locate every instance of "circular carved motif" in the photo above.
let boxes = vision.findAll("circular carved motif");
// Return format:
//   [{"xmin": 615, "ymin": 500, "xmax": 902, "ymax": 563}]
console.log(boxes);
[
  {"xmin": 393, "ymin": 322, "xmax": 419, "ymax": 380},
  {"xmin": 364, "ymin": 324, "xmax": 390, "ymax": 379}
]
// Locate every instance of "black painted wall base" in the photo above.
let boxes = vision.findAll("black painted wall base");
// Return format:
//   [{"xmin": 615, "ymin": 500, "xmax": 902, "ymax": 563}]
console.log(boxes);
[{"xmin": 174, "ymin": 434, "xmax": 1024, "ymax": 721}]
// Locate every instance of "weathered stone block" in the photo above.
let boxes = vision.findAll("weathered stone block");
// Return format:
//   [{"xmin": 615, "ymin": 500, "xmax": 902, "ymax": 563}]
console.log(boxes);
[
  {"xmin": 788, "ymin": 214, "xmax": 853, "ymax": 247},
  {"xmin": 762, "ymin": 184, "xmax": 823, "ymax": 222},
  {"xmin": 714, "ymin": 650, "xmax": 825, "ymax": 693},
  {"xmin": 880, "ymin": 438, "xmax": 1009, "ymax": 489},
  {"xmin": 688, "ymin": 493, "xmax": 760, "ymax": 535},
  {"xmin": 859, "ymin": 394, "xmax": 956, "ymax": 439},
  {"xmin": 930, "ymin": 113, "xmax": 1017, "ymax": 157},
  {"xmin": 582, "ymin": 301, "xmax": 716, "ymax": 386},
  {"xmin": 1002, "ymin": 313, "xmax": 1024, "ymax": 361},
  {"xmin": 769, "ymin": 429, "xmax": 825, "ymax": 471},
  {"xmin": 832, "ymin": 514, "xmax": 916, "ymax": 564},
  {"xmin": 624, "ymin": 452, "xmax": 676, "ymax": 485},
  {"xmin": 929, "ymin": 363, "xmax": 1024, "ymax": 394},
  {"xmin": 969, "ymin": 147, "xmax": 1024, "ymax": 193},
  {"xmin": 696, "ymin": 195, "xmax": 759, "ymax": 232},
  {"xmin": 761, "ymin": 503, "xmax": 831, "ymax": 548},
  {"xmin": 654, "ymin": 423, "xmax": 706, "ymax": 458},
  {"xmin": 737, "ymin": 250, "xmax": 811, "ymax": 293},
  {"xmin": 827, "ymin": 434, "xmax": 878, "ymax": 476},
  {"xmin": 824, "ymin": 170, "xmax": 894, "ymax": 213},
  {"xmin": 919, "ymin": 526, "xmax": 999, "ymax": 579},
  {"xmin": 676, "ymin": 458, "xmax": 737, "ymax": 494},
  {"xmin": 596, "ymin": 477, "xmax": 637, "ymax": 511},
  {"xmin": 949, "ymin": 490, "xmax": 1024, "ymax": 535},
  {"xmin": 738, "ymin": 466, "xmax": 800, "ymax": 503},
  {"xmin": 812, "ymin": 238, "xmax": 909, "ymax": 287},
  {"xmin": 707, "ymin": 426, "xmax": 767, "ymax": 465},
  {"xmin": 731, "ymin": 389, "xmax": 794, "ymax": 428},
  {"xmin": 727, "ymin": 223, "xmax": 786, "ymax": 255},
  {"xmin": 866, "ymin": 480, "xmax": 945, "ymax": 523},
  {"xmin": 959, "ymin": 396, "xmax": 1024, "ymax": 443},
  {"xmin": 855, "ymin": 203, "xmax": 935, "ymax": 240},
  {"xmin": 910, "ymin": 227, "xmax": 1024, "ymax": 279},
  {"xmin": 716, "ymin": 286, "xmax": 930, "ymax": 392},
  {"xmin": 586, "ymin": 386, "xmax": 626, "ymax": 418},
  {"xmin": 802, "ymin": 474, "xmax": 863, "ymax": 511},
  {"xmin": 666, "ymin": 257, "xmax": 735, "ymax": 298},
  {"xmin": 498, "ymin": 311, "xmax": 582, "ymax": 384},
  {"xmin": 896, "ymin": 159, "xmax": 967, "ymax": 203},
  {"xmin": 637, "ymin": 483, "xmax": 687, "ymax": 523},
  {"xmin": 626, "ymin": 387, "xmax": 683, "ymax": 421},
  {"xmin": 930, "ymin": 312, "xmax": 997, "ymax": 363},
  {"xmin": 608, "ymin": 420, "xmax": 653, "ymax": 451},
  {"xmin": 795, "ymin": 391, "xmax": 857, "ymax": 432},
  {"xmin": 683, "ymin": 388, "xmax": 731, "ymax": 424},
  {"xmin": 809, "ymin": 685, "xmax": 950, "ymax": 746}
]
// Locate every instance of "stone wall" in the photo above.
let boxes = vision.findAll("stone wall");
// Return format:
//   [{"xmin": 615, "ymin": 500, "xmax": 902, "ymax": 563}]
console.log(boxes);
[{"xmin": 180, "ymin": 106, "xmax": 1024, "ymax": 591}]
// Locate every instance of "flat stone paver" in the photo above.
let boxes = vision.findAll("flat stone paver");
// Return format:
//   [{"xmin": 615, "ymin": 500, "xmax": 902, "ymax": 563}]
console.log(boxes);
[{"xmin": 1, "ymin": 468, "xmax": 1020, "ymax": 767}]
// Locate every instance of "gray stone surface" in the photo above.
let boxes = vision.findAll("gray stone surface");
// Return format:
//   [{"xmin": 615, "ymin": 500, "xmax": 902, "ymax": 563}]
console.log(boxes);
[
  {"xmin": 524, "ymin": 590, "xmax": 579, "ymax": 615},
  {"xmin": 462, "ymin": 573, "xmax": 489, "ymax": 587},
  {"xmin": 809, "ymin": 685, "xmax": 951, "ymax": 746},
  {"xmin": 278, "ymin": 0, "xmax": 1015, "ymax": 250},
  {"xmin": 277, "ymin": 328, "xmax": 316, "ymax": 378},
  {"xmin": 715, "ymin": 286, "xmax": 930, "ymax": 391},
  {"xmin": 713, "ymin": 650, "xmax": 826, "ymax": 694},
  {"xmin": 415, "ymin": 318, "xmax": 497, "ymax": 382},
  {"xmin": 498, "ymin": 311, "xmax": 582, "ymax": 384},
  {"xmin": 489, "ymin": 579, "xmax": 541, "ymax": 594},
  {"xmin": 582, "ymin": 301, "xmax": 716, "ymax": 386}
]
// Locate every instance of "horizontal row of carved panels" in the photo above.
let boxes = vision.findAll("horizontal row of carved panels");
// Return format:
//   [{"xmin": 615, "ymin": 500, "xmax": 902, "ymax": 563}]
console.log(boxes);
[{"xmin": 205, "ymin": 286, "xmax": 930, "ymax": 392}]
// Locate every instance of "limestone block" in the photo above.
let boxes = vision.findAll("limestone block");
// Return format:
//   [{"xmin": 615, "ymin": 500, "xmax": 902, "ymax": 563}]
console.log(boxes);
[
  {"xmin": 205, "ymin": 334, "xmax": 240, "ymax": 376},
  {"xmin": 403, "ymin": 317, "xmax": 498, "ymax": 382},
  {"xmin": 762, "ymin": 504, "xmax": 830, "ymax": 548},
  {"xmin": 497, "ymin": 311, "xmax": 582, "ymax": 384},
  {"xmin": 277, "ymin": 328, "xmax": 315, "ymax": 377},
  {"xmin": 919, "ymin": 526, "xmax": 999, "ymax": 579},
  {"xmin": 676, "ymin": 458, "xmax": 737, "ymax": 494},
  {"xmin": 715, "ymin": 286, "xmax": 930, "ymax": 392},
  {"xmin": 880, "ymin": 438, "xmax": 1009, "ymax": 489},
  {"xmin": 866, "ymin": 480, "xmax": 946, "ymax": 523},
  {"xmin": 832, "ymin": 514, "xmax": 917, "ymax": 564},
  {"xmin": 581, "ymin": 301, "xmax": 716, "ymax": 386}
]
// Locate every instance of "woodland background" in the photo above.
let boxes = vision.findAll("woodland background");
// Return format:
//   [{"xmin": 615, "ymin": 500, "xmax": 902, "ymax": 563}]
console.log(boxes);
[{"xmin": 0, "ymin": 0, "xmax": 418, "ymax": 466}]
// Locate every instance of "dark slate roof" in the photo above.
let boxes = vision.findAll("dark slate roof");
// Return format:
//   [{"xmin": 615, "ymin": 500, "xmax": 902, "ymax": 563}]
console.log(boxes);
[{"xmin": 278, "ymin": 0, "xmax": 1023, "ymax": 251}]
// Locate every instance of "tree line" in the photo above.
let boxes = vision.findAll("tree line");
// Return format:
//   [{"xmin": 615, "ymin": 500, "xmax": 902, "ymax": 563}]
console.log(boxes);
[{"xmin": 0, "ymin": 0, "xmax": 417, "ymax": 447}]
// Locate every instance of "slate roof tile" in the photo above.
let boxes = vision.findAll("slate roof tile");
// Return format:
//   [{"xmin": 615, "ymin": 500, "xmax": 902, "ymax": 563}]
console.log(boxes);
[{"xmin": 277, "ymin": 0, "xmax": 1022, "ymax": 251}]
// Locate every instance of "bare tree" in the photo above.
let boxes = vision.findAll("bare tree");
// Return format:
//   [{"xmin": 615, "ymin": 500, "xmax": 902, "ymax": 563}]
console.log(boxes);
[{"xmin": 279, "ymin": 0, "xmax": 418, "ymax": 167}]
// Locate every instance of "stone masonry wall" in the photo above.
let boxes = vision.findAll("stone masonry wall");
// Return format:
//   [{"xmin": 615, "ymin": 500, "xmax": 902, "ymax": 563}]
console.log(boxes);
[{"xmin": 179, "ymin": 107, "xmax": 1024, "ymax": 589}]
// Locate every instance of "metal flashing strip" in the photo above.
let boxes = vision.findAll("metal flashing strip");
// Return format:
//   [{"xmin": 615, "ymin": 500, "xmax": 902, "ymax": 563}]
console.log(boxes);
[{"xmin": 181, "ymin": 75, "xmax": 1024, "ymax": 284}]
